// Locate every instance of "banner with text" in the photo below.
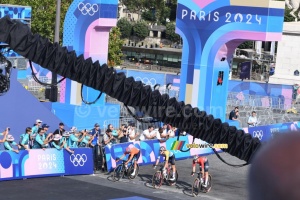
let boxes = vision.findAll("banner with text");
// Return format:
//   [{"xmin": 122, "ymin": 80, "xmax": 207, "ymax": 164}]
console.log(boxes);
[
  {"xmin": 0, "ymin": 148, "xmax": 93, "ymax": 181},
  {"xmin": 244, "ymin": 121, "xmax": 300, "ymax": 142}
]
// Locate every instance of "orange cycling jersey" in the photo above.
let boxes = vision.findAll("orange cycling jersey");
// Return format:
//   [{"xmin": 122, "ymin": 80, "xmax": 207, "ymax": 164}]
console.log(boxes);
[
  {"xmin": 125, "ymin": 147, "xmax": 140, "ymax": 160},
  {"xmin": 193, "ymin": 157, "xmax": 208, "ymax": 169}
]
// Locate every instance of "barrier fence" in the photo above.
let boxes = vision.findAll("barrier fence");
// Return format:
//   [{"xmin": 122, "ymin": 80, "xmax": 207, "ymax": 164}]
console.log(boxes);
[
  {"xmin": 0, "ymin": 148, "xmax": 93, "ymax": 181},
  {"xmin": 104, "ymin": 135, "xmax": 222, "ymax": 172}
]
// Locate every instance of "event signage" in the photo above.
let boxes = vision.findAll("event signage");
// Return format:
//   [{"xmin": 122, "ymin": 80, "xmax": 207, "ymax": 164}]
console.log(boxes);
[
  {"xmin": 105, "ymin": 135, "xmax": 222, "ymax": 172},
  {"xmin": 0, "ymin": 148, "xmax": 93, "ymax": 181}
]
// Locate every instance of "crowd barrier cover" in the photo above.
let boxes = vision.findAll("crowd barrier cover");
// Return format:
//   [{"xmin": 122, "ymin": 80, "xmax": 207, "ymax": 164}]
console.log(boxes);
[
  {"xmin": 245, "ymin": 121, "xmax": 300, "ymax": 142},
  {"xmin": 105, "ymin": 135, "xmax": 222, "ymax": 172},
  {"xmin": 0, "ymin": 148, "xmax": 93, "ymax": 181}
]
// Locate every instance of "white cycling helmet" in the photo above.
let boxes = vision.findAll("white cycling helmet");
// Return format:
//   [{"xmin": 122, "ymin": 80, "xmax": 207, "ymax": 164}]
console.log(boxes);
[{"xmin": 193, "ymin": 155, "xmax": 199, "ymax": 161}]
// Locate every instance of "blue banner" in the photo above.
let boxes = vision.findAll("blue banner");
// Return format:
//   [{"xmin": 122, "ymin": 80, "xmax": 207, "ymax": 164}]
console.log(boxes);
[
  {"xmin": 246, "ymin": 121, "xmax": 300, "ymax": 142},
  {"xmin": 0, "ymin": 148, "xmax": 93, "ymax": 181},
  {"xmin": 105, "ymin": 135, "xmax": 223, "ymax": 172}
]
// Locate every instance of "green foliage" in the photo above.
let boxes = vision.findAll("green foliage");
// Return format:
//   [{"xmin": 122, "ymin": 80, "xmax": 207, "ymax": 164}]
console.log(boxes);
[
  {"xmin": 108, "ymin": 27, "xmax": 124, "ymax": 67},
  {"xmin": 133, "ymin": 21, "xmax": 149, "ymax": 39},
  {"xmin": 165, "ymin": 23, "xmax": 181, "ymax": 43},
  {"xmin": 238, "ymin": 41, "xmax": 254, "ymax": 49},
  {"xmin": 1, "ymin": 0, "xmax": 72, "ymax": 44},
  {"xmin": 141, "ymin": 10, "xmax": 156, "ymax": 23},
  {"xmin": 117, "ymin": 18, "xmax": 133, "ymax": 38}
]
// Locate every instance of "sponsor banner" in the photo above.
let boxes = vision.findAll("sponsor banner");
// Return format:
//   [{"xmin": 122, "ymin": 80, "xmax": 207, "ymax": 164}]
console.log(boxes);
[
  {"xmin": 104, "ymin": 135, "xmax": 222, "ymax": 172},
  {"xmin": 0, "ymin": 148, "xmax": 93, "ymax": 181},
  {"xmin": 248, "ymin": 121, "xmax": 300, "ymax": 142}
]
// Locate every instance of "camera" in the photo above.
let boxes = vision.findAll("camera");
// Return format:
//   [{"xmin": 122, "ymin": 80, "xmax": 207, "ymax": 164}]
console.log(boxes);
[{"xmin": 7, "ymin": 127, "xmax": 10, "ymax": 131}]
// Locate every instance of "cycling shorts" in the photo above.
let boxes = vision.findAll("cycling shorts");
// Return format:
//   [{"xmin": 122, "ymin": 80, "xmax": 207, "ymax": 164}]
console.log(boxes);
[
  {"xmin": 200, "ymin": 160, "xmax": 209, "ymax": 172},
  {"xmin": 168, "ymin": 154, "xmax": 176, "ymax": 165},
  {"xmin": 133, "ymin": 151, "xmax": 140, "ymax": 161}
]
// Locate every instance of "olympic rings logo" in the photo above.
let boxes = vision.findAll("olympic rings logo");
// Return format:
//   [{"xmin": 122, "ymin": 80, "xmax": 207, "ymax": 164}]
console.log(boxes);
[
  {"xmin": 70, "ymin": 154, "xmax": 87, "ymax": 167},
  {"xmin": 78, "ymin": 2, "xmax": 99, "ymax": 16},
  {"xmin": 252, "ymin": 130, "xmax": 263, "ymax": 140},
  {"xmin": 135, "ymin": 77, "xmax": 156, "ymax": 88}
]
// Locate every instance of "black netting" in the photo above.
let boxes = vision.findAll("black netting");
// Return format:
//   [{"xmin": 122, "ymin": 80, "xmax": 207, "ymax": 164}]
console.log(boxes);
[{"xmin": 0, "ymin": 16, "xmax": 261, "ymax": 163}]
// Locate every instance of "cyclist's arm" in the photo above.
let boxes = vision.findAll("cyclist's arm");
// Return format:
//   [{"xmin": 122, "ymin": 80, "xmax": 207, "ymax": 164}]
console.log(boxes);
[
  {"xmin": 192, "ymin": 160, "xmax": 196, "ymax": 173},
  {"xmin": 155, "ymin": 155, "xmax": 161, "ymax": 166},
  {"xmin": 164, "ymin": 151, "xmax": 170, "ymax": 168},
  {"xmin": 126, "ymin": 153, "xmax": 134, "ymax": 164},
  {"xmin": 117, "ymin": 153, "xmax": 126, "ymax": 161}
]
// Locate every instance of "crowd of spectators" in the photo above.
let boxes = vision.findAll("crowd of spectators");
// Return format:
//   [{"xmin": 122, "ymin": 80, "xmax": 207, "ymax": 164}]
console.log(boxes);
[{"xmin": 0, "ymin": 119, "xmax": 184, "ymax": 172}]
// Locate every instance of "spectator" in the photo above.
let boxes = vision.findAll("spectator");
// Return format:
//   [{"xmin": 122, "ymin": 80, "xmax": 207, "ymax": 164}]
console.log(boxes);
[
  {"xmin": 118, "ymin": 124, "xmax": 129, "ymax": 143},
  {"xmin": 229, "ymin": 107, "xmax": 239, "ymax": 120},
  {"xmin": 168, "ymin": 125, "xmax": 176, "ymax": 138},
  {"xmin": 128, "ymin": 123, "xmax": 140, "ymax": 142},
  {"xmin": 78, "ymin": 130, "xmax": 93, "ymax": 147},
  {"xmin": 249, "ymin": 133, "xmax": 300, "ymax": 200},
  {"xmin": 0, "ymin": 127, "xmax": 9, "ymax": 142},
  {"xmin": 42, "ymin": 124, "xmax": 50, "ymax": 136},
  {"xmin": 51, "ymin": 134, "xmax": 74, "ymax": 154},
  {"xmin": 139, "ymin": 126, "xmax": 157, "ymax": 141},
  {"xmin": 32, "ymin": 128, "xmax": 52, "ymax": 149},
  {"xmin": 19, "ymin": 127, "xmax": 31, "ymax": 151},
  {"xmin": 248, "ymin": 111, "xmax": 258, "ymax": 127},
  {"xmin": 103, "ymin": 129, "xmax": 116, "ymax": 147},
  {"xmin": 90, "ymin": 123, "xmax": 101, "ymax": 170},
  {"xmin": 30, "ymin": 119, "xmax": 42, "ymax": 148},
  {"xmin": 53, "ymin": 122, "xmax": 65, "ymax": 136},
  {"xmin": 4, "ymin": 135, "xmax": 20, "ymax": 153},
  {"xmin": 69, "ymin": 128, "xmax": 87, "ymax": 148},
  {"xmin": 62, "ymin": 131, "xmax": 71, "ymax": 147}
]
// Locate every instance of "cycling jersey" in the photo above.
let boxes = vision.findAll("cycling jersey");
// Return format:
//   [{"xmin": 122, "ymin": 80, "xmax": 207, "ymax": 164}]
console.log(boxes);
[
  {"xmin": 125, "ymin": 147, "xmax": 140, "ymax": 161},
  {"xmin": 158, "ymin": 150, "xmax": 175, "ymax": 165},
  {"xmin": 193, "ymin": 157, "xmax": 209, "ymax": 172}
]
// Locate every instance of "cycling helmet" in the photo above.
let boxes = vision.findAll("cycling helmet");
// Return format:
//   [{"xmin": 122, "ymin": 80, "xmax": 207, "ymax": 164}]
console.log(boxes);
[
  {"xmin": 159, "ymin": 146, "xmax": 166, "ymax": 151},
  {"xmin": 125, "ymin": 147, "xmax": 131, "ymax": 153},
  {"xmin": 193, "ymin": 155, "xmax": 199, "ymax": 161}
]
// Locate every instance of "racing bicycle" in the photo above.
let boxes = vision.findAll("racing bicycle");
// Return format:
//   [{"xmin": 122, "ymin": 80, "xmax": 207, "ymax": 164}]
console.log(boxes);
[
  {"xmin": 152, "ymin": 162, "xmax": 178, "ymax": 188},
  {"xmin": 191, "ymin": 172, "xmax": 212, "ymax": 196},
  {"xmin": 113, "ymin": 160, "xmax": 139, "ymax": 181}
]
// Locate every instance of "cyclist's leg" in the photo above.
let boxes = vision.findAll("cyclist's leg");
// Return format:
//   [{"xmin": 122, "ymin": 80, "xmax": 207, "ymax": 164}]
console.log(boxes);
[
  {"xmin": 204, "ymin": 160, "xmax": 209, "ymax": 186},
  {"xmin": 169, "ymin": 155, "xmax": 176, "ymax": 180},
  {"xmin": 131, "ymin": 151, "xmax": 140, "ymax": 175}
]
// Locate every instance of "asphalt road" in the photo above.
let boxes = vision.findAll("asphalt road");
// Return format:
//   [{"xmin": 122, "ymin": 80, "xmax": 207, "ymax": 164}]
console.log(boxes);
[{"xmin": 0, "ymin": 153, "xmax": 249, "ymax": 200}]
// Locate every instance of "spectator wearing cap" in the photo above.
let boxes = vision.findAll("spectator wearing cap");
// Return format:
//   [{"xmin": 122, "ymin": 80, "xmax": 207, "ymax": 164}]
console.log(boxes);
[
  {"xmin": 32, "ymin": 128, "xmax": 52, "ymax": 149},
  {"xmin": 42, "ymin": 124, "xmax": 50, "ymax": 136},
  {"xmin": 4, "ymin": 135, "xmax": 20, "ymax": 153},
  {"xmin": 90, "ymin": 123, "xmax": 101, "ymax": 170},
  {"xmin": 30, "ymin": 119, "xmax": 42, "ymax": 148},
  {"xmin": 62, "ymin": 131, "xmax": 71, "ymax": 147},
  {"xmin": 19, "ymin": 127, "xmax": 32, "ymax": 151},
  {"xmin": 69, "ymin": 128, "xmax": 87, "ymax": 148},
  {"xmin": 51, "ymin": 134, "xmax": 74, "ymax": 154},
  {"xmin": 53, "ymin": 122, "xmax": 65, "ymax": 136}
]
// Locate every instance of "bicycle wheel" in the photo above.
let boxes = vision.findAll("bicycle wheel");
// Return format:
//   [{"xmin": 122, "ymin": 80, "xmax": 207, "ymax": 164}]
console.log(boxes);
[
  {"xmin": 152, "ymin": 171, "xmax": 163, "ymax": 189},
  {"xmin": 128, "ymin": 164, "xmax": 139, "ymax": 180},
  {"xmin": 192, "ymin": 178, "xmax": 201, "ymax": 197},
  {"xmin": 203, "ymin": 174, "xmax": 212, "ymax": 193},
  {"xmin": 166, "ymin": 169, "xmax": 178, "ymax": 185},
  {"xmin": 113, "ymin": 164, "xmax": 124, "ymax": 182}
]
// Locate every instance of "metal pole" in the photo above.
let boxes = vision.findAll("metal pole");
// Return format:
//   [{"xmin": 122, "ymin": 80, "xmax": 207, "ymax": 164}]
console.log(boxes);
[{"xmin": 50, "ymin": 0, "xmax": 61, "ymax": 102}]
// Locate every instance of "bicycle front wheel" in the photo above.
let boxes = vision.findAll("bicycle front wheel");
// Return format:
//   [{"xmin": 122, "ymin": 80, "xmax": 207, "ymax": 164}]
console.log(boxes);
[
  {"xmin": 113, "ymin": 164, "xmax": 124, "ymax": 182},
  {"xmin": 152, "ymin": 171, "xmax": 163, "ymax": 189},
  {"xmin": 192, "ymin": 178, "xmax": 201, "ymax": 197}
]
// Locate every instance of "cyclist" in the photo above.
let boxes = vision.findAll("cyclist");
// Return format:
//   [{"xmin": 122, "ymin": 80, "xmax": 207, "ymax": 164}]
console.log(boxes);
[
  {"xmin": 154, "ymin": 146, "xmax": 176, "ymax": 181},
  {"xmin": 116, "ymin": 146, "xmax": 140, "ymax": 176},
  {"xmin": 191, "ymin": 155, "xmax": 209, "ymax": 187}
]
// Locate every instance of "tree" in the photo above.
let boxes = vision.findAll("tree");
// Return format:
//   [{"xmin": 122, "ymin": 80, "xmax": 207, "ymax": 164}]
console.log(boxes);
[
  {"xmin": 133, "ymin": 21, "xmax": 149, "ymax": 39},
  {"xmin": 238, "ymin": 41, "xmax": 254, "ymax": 49},
  {"xmin": 117, "ymin": 18, "xmax": 133, "ymax": 38},
  {"xmin": 165, "ymin": 23, "xmax": 181, "ymax": 43},
  {"xmin": 108, "ymin": 27, "xmax": 124, "ymax": 67},
  {"xmin": 1, "ymin": 0, "xmax": 72, "ymax": 44}
]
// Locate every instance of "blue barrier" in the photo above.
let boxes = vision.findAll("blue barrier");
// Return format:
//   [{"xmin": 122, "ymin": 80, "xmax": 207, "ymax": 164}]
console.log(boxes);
[
  {"xmin": 105, "ymin": 135, "xmax": 223, "ymax": 172},
  {"xmin": 0, "ymin": 148, "xmax": 93, "ymax": 181},
  {"xmin": 245, "ymin": 121, "xmax": 300, "ymax": 142}
]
